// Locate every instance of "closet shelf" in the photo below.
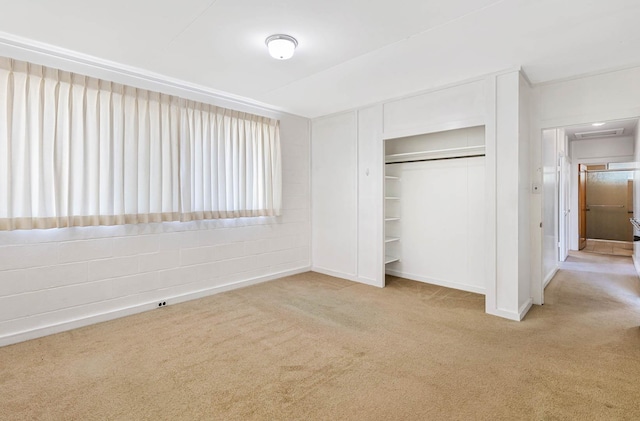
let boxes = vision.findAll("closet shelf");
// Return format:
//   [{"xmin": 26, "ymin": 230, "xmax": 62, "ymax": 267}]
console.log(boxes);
[
  {"xmin": 385, "ymin": 176, "xmax": 400, "ymax": 180},
  {"xmin": 385, "ymin": 255, "xmax": 400, "ymax": 264},
  {"xmin": 385, "ymin": 196, "xmax": 400, "ymax": 200},
  {"xmin": 385, "ymin": 236, "xmax": 400, "ymax": 243},
  {"xmin": 385, "ymin": 145, "xmax": 485, "ymax": 163},
  {"xmin": 385, "ymin": 217, "xmax": 400, "ymax": 222}
]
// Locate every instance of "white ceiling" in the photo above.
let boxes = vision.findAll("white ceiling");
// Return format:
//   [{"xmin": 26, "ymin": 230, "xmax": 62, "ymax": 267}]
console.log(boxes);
[{"xmin": 1, "ymin": 0, "xmax": 639, "ymax": 118}]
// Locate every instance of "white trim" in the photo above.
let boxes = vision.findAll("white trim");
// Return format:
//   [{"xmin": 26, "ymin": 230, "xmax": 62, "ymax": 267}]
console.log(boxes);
[
  {"xmin": 311, "ymin": 266, "xmax": 358, "ymax": 282},
  {"xmin": 0, "ymin": 31, "xmax": 292, "ymax": 119},
  {"xmin": 518, "ymin": 298, "xmax": 534, "ymax": 320},
  {"xmin": 355, "ymin": 109, "xmax": 361, "ymax": 285},
  {"xmin": 484, "ymin": 75, "xmax": 498, "ymax": 317},
  {"xmin": 0, "ymin": 266, "xmax": 310, "ymax": 348},
  {"xmin": 488, "ymin": 307, "xmax": 522, "ymax": 321},
  {"xmin": 306, "ymin": 119, "xmax": 313, "ymax": 264},
  {"xmin": 357, "ymin": 276, "xmax": 382, "ymax": 288},
  {"xmin": 539, "ymin": 113, "xmax": 640, "ymax": 133},
  {"xmin": 532, "ymin": 62, "xmax": 640, "ymax": 88},
  {"xmin": 311, "ymin": 265, "xmax": 382, "ymax": 289},
  {"xmin": 633, "ymin": 255, "xmax": 640, "ymax": 279},
  {"xmin": 377, "ymin": 104, "xmax": 386, "ymax": 288},
  {"xmin": 487, "ymin": 299, "xmax": 533, "ymax": 321},
  {"xmin": 543, "ymin": 267, "xmax": 559, "ymax": 288},
  {"xmin": 385, "ymin": 269, "xmax": 486, "ymax": 295}
]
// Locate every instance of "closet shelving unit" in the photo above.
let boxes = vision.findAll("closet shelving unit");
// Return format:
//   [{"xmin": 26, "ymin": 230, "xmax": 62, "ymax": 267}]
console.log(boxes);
[{"xmin": 384, "ymin": 174, "xmax": 401, "ymax": 265}]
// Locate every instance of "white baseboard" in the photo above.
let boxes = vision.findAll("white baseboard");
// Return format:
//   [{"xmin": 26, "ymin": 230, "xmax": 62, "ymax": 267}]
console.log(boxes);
[
  {"xmin": 486, "ymin": 307, "xmax": 521, "ymax": 321},
  {"xmin": 486, "ymin": 298, "xmax": 534, "ymax": 322},
  {"xmin": 356, "ymin": 276, "xmax": 384, "ymax": 288},
  {"xmin": 633, "ymin": 255, "xmax": 640, "ymax": 279},
  {"xmin": 518, "ymin": 298, "xmax": 534, "ymax": 320},
  {"xmin": 0, "ymin": 266, "xmax": 310, "ymax": 348},
  {"xmin": 310, "ymin": 267, "xmax": 383, "ymax": 288},
  {"xmin": 311, "ymin": 266, "xmax": 358, "ymax": 282},
  {"xmin": 385, "ymin": 269, "xmax": 486, "ymax": 295},
  {"xmin": 543, "ymin": 267, "xmax": 559, "ymax": 288}
]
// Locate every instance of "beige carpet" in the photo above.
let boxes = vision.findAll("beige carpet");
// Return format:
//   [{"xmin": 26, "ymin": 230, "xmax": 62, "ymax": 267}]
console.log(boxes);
[{"xmin": 1, "ymin": 251, "xmax": 640, "ymax": 420}]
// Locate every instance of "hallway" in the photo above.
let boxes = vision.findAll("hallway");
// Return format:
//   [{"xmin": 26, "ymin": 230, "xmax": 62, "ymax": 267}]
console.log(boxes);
[
  {"xmin": 526, "ymin": 250, "xmax": 640, "ymax": 417},
  {"xmin": 548, "ymin": 250, "xmax": 640, "ymax": 321},
  {"xmin": 582, "ymin": 239, "xmax": 633, "ymax": 257}
]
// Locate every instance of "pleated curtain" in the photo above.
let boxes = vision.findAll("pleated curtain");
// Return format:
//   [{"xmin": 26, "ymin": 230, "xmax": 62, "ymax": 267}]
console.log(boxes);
[{"xmin": 0, "ymin": 57, "xmax": 281, "ymax": 230}]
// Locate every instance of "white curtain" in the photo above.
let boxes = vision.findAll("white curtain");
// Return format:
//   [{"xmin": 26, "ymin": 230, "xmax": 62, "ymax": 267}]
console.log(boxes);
[{"xmin": 0, "ymin": 57, "xmax": 281, "ymax": 230}]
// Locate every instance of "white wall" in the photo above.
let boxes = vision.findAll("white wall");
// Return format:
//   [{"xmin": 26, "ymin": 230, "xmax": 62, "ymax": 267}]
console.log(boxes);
[
  {"xmin": 311, "ymin": 69, "xmax": 533, "ymax": 321},
  {"xmin": 311, "ymin": 107, "xmax": 385, "ymax": 287},
  {"xmin": 518, "ymin": 74, "xmax": 532, "ymax": 312},
  {"xmin": 536, "ymin": 67, "xmax": 640, "ymax": 128},
  {"xmin": 531, "ymin": 65, "xmax": 640, "ymax": 303},
  {"xmin": 0, "ymin": 50, "xmax": 311, "ymax": 347},
  {"xmin": 495, "ymin": 71, "xmax": 532, "ymax": 319},
  {"xmin": 357, "ymin": 105, "xmax": 384, "ymax": 286},
  {"xmin": 311, "ymin": 112, "xmax": 358, "ymax": 279},
  {"xmin": 571, "ymin": 136, "xmax": 635, "ymax": 161}
]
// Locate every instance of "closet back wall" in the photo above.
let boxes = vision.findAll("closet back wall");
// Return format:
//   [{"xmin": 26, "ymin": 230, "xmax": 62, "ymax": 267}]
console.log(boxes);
[
  {"xmin": 385, "ymin": 126, "xmax": 486, "ymax": 294},
  {"xmin": 386, "ymin": 157, "xmax": 486, "ymax": 293}
]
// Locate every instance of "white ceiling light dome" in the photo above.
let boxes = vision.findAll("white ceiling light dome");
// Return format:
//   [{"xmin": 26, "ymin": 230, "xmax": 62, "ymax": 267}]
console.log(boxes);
[{"xmin": 265, "ymin": 34, "xmax": 298, "ymax": 60}]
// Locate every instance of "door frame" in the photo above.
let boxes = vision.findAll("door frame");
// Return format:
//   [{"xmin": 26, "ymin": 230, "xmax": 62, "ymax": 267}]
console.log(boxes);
[{"xmin": 558, "ymin": 153, "xmax": 571, "ymax": 261}]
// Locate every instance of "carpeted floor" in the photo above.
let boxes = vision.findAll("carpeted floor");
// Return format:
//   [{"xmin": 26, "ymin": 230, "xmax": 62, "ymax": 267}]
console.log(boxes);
[{"xmin": 1, "ymin": 251, "xmax": 640, "ymax": 420}]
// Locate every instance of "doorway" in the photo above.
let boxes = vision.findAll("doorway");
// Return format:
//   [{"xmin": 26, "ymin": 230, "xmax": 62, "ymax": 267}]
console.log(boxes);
[
  {"xmin": 578, "ymin": 164, "xmax": 634, "ymax": 256},
  {"xmin": 540, "ymin": 118, "xmax": 640, "ymax": 302}
]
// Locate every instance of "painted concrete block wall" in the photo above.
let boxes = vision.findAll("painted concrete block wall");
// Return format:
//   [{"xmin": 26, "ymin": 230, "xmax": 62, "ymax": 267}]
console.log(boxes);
[{"xmin": 0, "ymin": 112, "xmax": 311, "ymax": 346}]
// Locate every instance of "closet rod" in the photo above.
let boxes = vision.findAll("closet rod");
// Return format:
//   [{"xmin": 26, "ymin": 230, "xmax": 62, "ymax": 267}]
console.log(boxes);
[{"xmin": 385, "ymin": 154, "xmax": 485, "ymax": 165}]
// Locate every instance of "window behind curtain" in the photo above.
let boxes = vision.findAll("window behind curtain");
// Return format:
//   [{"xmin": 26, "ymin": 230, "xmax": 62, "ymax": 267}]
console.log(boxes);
[{"xmin": 0, "ymin": 57, "xmax": 281, "ymax": 230}]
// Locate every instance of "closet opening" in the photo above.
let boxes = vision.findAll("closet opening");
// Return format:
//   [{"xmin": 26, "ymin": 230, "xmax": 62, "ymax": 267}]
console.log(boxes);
[{"xmin": 383, "ymin": 125, "xmax": 487, "ymax": 296}]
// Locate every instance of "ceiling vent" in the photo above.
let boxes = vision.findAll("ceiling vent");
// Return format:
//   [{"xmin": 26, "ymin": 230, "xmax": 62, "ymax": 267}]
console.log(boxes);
[{"xmin": 574, "ymin": 128, "xmax": 625, "ymax": 139}]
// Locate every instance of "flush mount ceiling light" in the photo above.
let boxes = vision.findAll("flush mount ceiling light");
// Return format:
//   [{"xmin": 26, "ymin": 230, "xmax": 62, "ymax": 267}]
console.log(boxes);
[
  {"xmin": 592, "ymin": 122, "xmax": 606, "ymax": 126},
  {"xmin": 265, "ymin": 34, "xmax": 298, "ymax": 60}
]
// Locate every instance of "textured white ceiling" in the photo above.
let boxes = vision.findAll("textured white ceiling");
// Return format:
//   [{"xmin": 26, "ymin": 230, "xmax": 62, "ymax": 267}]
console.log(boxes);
[{"xmin": 0, "ymin": 0, "xmax": 639, "ymax": 117}]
